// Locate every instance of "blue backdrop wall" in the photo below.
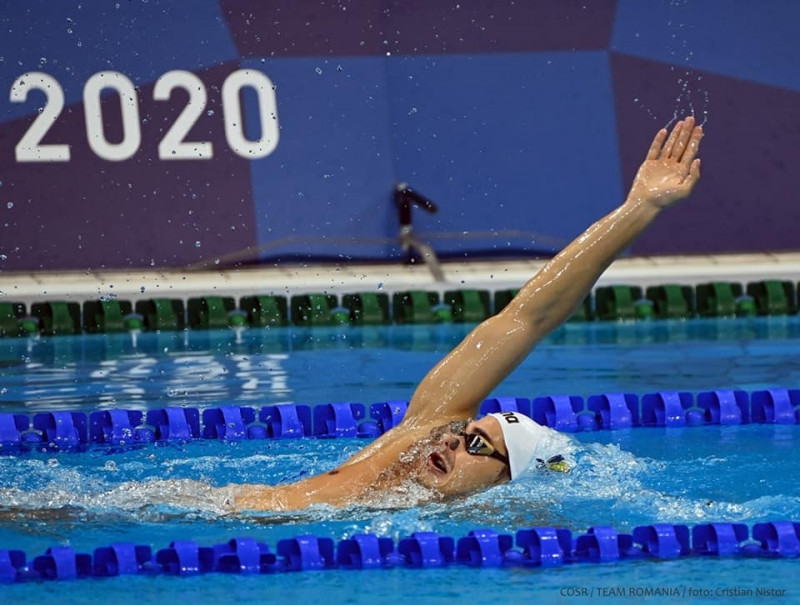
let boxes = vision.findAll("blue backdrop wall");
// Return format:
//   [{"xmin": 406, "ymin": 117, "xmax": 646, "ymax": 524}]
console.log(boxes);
[{"xmin": 1, "ymin": 0, "xmax": 798, "ymax": 271}]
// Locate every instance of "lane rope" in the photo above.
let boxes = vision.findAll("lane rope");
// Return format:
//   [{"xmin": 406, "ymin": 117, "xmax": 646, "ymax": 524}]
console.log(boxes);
[
  {"xmin": 1, "ymin": 389, "xmax": 798, "ymax": 454},
  {"xmin": 2, "ymin": 521, "xmax": 799, "ymax": 582}
]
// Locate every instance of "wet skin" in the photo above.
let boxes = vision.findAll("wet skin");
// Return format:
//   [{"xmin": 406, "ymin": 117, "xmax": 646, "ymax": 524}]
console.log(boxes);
[
  {"xmin": 233, "ymin": 117, "xmax": 704, "ymax": 512},
  {"xmin": 233, "ymin": 415, "xmax": 511, "ymax": 511}
]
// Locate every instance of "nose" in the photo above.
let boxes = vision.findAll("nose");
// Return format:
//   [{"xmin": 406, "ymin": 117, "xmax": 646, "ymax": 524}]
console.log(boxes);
[{"xmin": 447, "ymin": 436, "xmax": 460, "ymax": 451}]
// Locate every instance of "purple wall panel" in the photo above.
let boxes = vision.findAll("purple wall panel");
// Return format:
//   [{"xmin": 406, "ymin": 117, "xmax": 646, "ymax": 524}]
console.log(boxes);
[
  {"xmin": 611, "ymin": 52, "xmax": 800, "ymax": 255},
  {"xmin": 220, "ymin": 0, "xmax": 617, "ymax": 57},
  {"xmin": 0, "ymin": 62, "xmax": 256, "ymax": 271},
  {"xmin": 2, "ymin": 1, "xmax": 800, "ymax": 273}
]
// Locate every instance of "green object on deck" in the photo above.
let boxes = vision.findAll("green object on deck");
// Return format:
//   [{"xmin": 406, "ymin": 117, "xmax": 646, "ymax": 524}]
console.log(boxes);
[
  {"xmin": 695, "ymin": 282, "xmax": 743, "ymax": 317},
  {"xmin": 330, "ymin": 307, "xmax": 351, "ymax": 325},
  {"xmin": 645, "ymin": 284, "xmax": 694, "ymax": 319},
  {"xmin": 123, "ymin": 314, "xmax": 144, "ymax": 331},
  {"xmin": 392, "ymin": 291, "xmax": 440, "ymax": 324},
  {"xmin": 134, "ymin": 299, "xmax": 186, "ymax": 331},
  {"xmin": 341, "ymin": 293, "xmax": 390, "ymax": 325},
  {"xmin": 240, "ymin": 295, "xmax": 288, "ymax": 327},
  {"xmin": 18, "ymin": 317, "xmax": 39, "ymax": 335},
  {"xmin": 735, "ymin": 296, "xmax": 757, "ymax": 317},
  {"xmin": 433, "ymin": 304, "xmax": 454, "ymax": 323},
  {"xmin": 0, "ymin": 302, "xmax": 25, "ymax": 337},
  {"xmin": 492, "ymin": 289, "xmax": 519, "ymax": 315},
  {"xmin": 746, "ymin": 280, "xmax": 796, "ymax": 316},
  {"xmin": 594, "ymin": 285, "xmax": 643, "ymax": 321},
  {"xmin": 83, "ymin": 299, "xmax": 133, "ymax": 333},
  {"xmin": 634, "ymin": 299, "xmax": 655, "ymax": 320},
  {"xmin": 31, "ymin": 301, "xmax": 81, "ymax": 335},
  {"xmin": 291, "ymin": 293, "xmax": 337, "ymax": 326},
  {"xmin": 443, "ymin": 289, "xmax": 490, "ymax": 323},
  {"xmin": 227, "ymin": 310, "xmax": 248, "ymax": 328},
  {"xmin": 566, "ymin": 296, "xmax": 593, "ymax": 323},
  {"xmin": 187, "ymin": 297, "xmax": 236, "ymax": 329}
]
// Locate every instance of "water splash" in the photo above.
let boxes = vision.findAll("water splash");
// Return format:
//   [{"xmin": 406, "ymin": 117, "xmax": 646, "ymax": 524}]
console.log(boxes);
[{"xmin": 0, "ymin": 431, "xmax": 797, "ymax": 530}]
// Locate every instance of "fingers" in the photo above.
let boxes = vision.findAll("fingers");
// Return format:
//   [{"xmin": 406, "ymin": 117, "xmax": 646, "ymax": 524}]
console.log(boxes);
[
  {"xmin": 670, "ymin": 116, "xmax": 696, "ymax": 161},
  {"xmin": 660, "ymin": 120, "xmax": 684, "ymax": 159},
  {"xmin": 681, "ymin": 158, "xmax": 701, "ymax": 191},
  {"xmin": 688, "ymin": 158, "xmax": 701, "ymax": 182},
  {"xmin": 647, "ymin": 129, "xmax": 668, "ymax": 160},
  {"xmin": 679, "ymin": 125, "xmax": 703, "ymax": 169}
]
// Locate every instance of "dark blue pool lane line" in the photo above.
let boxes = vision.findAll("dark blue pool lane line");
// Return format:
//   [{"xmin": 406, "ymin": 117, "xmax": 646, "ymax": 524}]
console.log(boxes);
[
  {"xmin": 1, "ymin": 388, "xmax": 799, "ymax": 454},
  {"xmin": 2, "ymin": 521, "xmax": 799, "ymax": 582}
]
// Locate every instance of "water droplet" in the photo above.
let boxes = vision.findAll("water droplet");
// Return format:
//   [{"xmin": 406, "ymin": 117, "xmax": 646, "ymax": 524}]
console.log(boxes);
[
  {"xmin": 195, "ymin": 240, "xmax": 201, "ymax": 248},
  {"xmin": 48, "ymin": 458, "xmax": 59, "ymax": 467},
  {"xmin": 315, "ymin": 67, "xmax": 323, "ymax": 75},
  {"xmin": 206, "ymin": 109, "xmax": 214, "ymax": 116},
  {"xmin": 140, "ymin": 286, "xmax": 146, "ymax": 293},
  {"xmin": 377, "ymin": 282, "xmax": 384, "ymax": 291},
  {"xmin": 6, "ymin": 202, "xmax": 13, "ymax": 209}
]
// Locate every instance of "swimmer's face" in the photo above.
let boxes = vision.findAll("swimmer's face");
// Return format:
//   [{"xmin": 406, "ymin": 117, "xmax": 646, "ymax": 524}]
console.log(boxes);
[{"xmin": 418, "ymin": 415, "xmax": 511, "ymax": 497}]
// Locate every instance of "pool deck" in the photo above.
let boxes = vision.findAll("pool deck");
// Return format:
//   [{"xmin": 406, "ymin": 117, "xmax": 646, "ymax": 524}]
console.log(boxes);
[{"xmin": 2, "ymin": 252, "xmax": 800, "ymax": 306}]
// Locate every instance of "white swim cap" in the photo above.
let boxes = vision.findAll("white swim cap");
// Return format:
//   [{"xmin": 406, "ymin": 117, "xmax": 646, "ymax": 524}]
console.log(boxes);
[{"xmin": 488, "ymin": 412, "xmax": 571, "ymax": 480}]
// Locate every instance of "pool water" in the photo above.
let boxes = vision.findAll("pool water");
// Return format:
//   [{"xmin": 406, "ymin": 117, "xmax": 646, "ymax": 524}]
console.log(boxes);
[{"xmin": 0, "ymin": 318, "xmax": 799, "ymax": 603}]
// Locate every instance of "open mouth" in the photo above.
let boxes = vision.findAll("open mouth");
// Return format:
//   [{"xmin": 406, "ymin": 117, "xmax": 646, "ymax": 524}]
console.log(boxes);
[{"xmin": 428, "ymin": 451, "xmax": 449, "ymax": 475}]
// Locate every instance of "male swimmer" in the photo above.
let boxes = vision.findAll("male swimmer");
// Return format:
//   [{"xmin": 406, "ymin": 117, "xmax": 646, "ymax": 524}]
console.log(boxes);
[{"xmin": 233, "ymin": 117, "xmax": 704, "ymax": 512}]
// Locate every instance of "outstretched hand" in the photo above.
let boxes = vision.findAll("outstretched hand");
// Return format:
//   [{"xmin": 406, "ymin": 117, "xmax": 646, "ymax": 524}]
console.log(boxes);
[{"xmin": 629, "ymin": 116, "xmax": 703, "ymax": 208}]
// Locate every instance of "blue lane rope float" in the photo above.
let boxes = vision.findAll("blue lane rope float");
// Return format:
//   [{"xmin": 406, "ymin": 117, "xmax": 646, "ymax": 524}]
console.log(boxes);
[
  {"xmin": 1, "ymin": 389, "xmax": 799, "ymax": 454},
  {"xmin": 1, "ymin": 521, "xmax": 798, "ymax": 583}
]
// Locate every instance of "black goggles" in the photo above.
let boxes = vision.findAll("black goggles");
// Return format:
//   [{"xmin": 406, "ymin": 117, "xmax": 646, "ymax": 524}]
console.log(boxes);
[{"xmin": 449, "ymin": 420, "xmax": 510, "ymax": 467}]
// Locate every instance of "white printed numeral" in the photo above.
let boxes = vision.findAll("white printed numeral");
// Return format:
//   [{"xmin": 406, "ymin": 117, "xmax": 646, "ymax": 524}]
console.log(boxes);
[
  {"xmin": 9, "ymin": 72, "xmax": 71, "ymax": 162},
  {"xmin": 222, "ymin": 69, "xmax": 280, "ymax": 159},
  {"xmin": 154, "ymin": 70, "xmax": 213, "ymax": 160},
  {"xmin": 83, "ymin": 71, "xmax": 141, "ymax": 161},
  {"xmin": 11, "ymin": 69, "xmax": 279, "ymax": 162}
]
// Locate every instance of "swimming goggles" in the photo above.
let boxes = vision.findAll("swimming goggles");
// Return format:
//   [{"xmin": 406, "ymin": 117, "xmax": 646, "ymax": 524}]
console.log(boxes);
[{"xmin": 449, "ymin": 419, "xmax": 510, "ymax": 467}]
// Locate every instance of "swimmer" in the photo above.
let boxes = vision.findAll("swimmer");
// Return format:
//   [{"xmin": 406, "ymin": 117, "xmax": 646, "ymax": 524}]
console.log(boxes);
[{"xmin": 233, "ymin": 116, "xmax": 704, "ymax": 511}]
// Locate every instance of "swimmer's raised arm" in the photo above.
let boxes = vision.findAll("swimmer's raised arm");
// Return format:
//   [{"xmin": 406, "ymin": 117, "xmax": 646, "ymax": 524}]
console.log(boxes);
[{"xmin": 404, "ymin": 117, "xmax": 703, "ymax": 425}]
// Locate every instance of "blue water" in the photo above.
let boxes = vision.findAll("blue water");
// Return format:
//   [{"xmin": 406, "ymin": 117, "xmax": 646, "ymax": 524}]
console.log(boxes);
[{"xmin": 1, "ymin": 318, "xmax": 799, "ymax": 603}]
